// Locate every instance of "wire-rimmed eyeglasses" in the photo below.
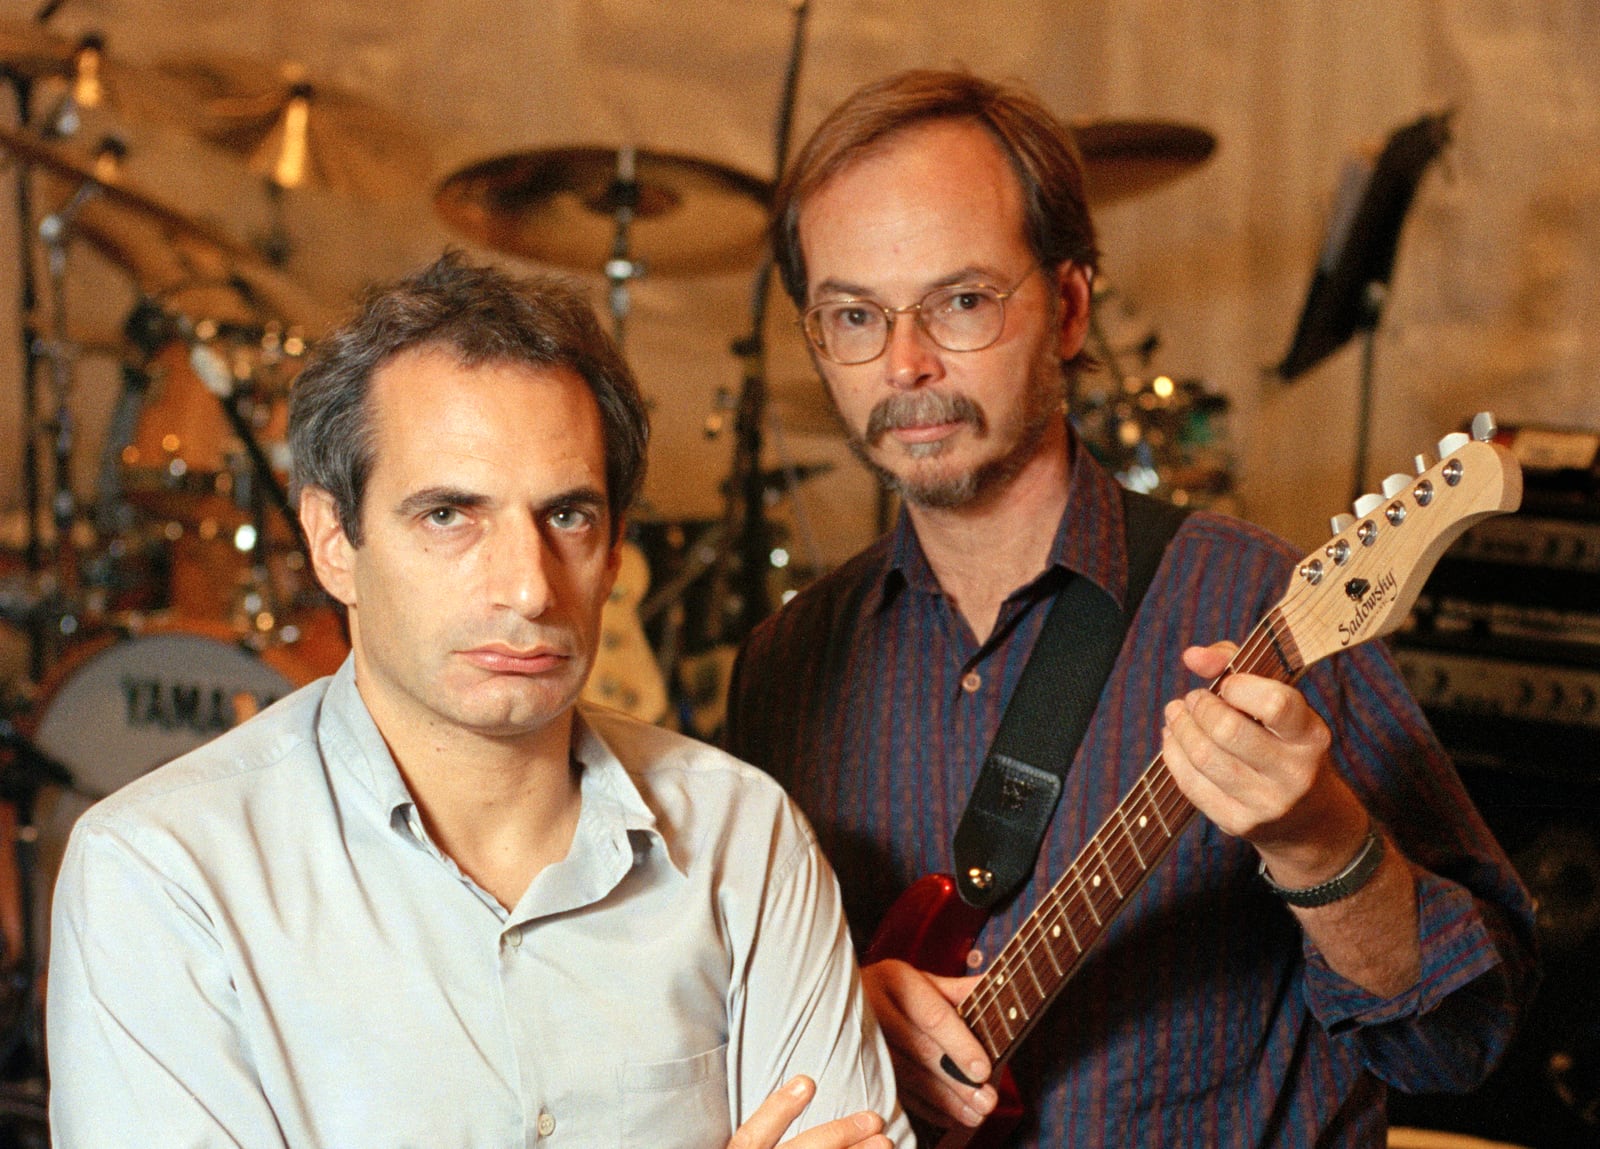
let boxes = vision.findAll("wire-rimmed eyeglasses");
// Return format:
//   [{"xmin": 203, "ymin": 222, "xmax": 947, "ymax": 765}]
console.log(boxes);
[{"xmin": 801, "ymin": 265, "xmax": 1039, "ymax": 366}]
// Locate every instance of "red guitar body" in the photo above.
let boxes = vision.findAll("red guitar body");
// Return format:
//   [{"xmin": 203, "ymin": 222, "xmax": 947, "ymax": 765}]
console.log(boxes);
[{"xmin": 865, "ymin": 874, "xmax": 1024, "ymax": 1149}]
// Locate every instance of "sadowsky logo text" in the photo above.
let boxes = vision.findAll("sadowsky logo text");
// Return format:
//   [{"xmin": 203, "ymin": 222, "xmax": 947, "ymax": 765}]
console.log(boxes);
[{"xmin": 1337, "ymin": 570, "xmax": 1398, "ymax": 645}]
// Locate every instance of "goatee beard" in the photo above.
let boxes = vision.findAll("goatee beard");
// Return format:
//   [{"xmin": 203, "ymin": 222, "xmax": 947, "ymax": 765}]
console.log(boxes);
[{"xmin": 844, "ymin": 363, "xmax": 1065, "ymax": 510}]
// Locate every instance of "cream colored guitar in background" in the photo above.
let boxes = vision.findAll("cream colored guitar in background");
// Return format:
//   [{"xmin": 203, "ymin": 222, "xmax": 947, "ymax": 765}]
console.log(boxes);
[{"xmin": 583, "ymin": 542, "xmax": 670, "ymax": 724}]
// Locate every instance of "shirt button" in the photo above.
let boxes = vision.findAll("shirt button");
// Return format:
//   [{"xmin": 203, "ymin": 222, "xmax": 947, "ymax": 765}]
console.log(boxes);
[
  {"xmin": 537, "ymin": 1111, "xmax": 556, "ymax": 1138},
  {"xmin": 506, "ymin": 929, "xmax": 523, "ymax": 949},
  {"xmin": 961, "ymin": 671, "xmax": 982, "ymax": 693}
]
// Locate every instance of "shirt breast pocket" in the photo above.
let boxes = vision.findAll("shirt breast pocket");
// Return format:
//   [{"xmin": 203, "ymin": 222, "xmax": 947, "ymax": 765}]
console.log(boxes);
[{"xmin": 619, "ymin": 1043, "xmax": 731, "ymax": 1148}]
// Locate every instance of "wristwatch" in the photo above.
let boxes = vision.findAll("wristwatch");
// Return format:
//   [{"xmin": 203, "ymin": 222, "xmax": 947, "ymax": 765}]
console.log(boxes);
[{"xmin": 1259, "ymin": 822, "xmax": 1386, "ymax": 908}]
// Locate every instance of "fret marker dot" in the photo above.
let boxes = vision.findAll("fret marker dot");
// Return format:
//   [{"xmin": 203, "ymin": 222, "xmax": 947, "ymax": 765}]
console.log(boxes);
[
  {"xmin": 1138, "ymin": 816, "xmax": 1148, "ymax": 828},
  {"xmin": 1051, "ymin": 925, "xmax": 1061, "ymax": 938},
  {"xmin": 995, "ymin": 974, "xmax": 1005, "ymax": 986},
  {"xmin": 1008, "ymin": 1007, "xmax": 1018, "ymax": 1021},
  {"xmin": 1092, "ymin": 875, "xmax": 1102, "ymax": 887}
]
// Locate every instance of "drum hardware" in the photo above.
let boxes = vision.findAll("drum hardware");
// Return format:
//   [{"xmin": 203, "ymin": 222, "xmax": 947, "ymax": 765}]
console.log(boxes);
[
  {"xmin": 434, "ymin": 145, "xmax": 772, "ymax": 280},
  {"xmin": 0, "ymin": 119, "xmax": 339, "ymax": 683},
  {"xmin": 715, "ymin": 377, "xmax": 848, "ymax": 442},
  {"xmin": 17, "ymin": 136, "xmax": 114, "ymax": 679},
  {"xmin": 141, "ymin": 53, "xmax": 436, "ymax": 265},
  {"xmin": 1068, "ymin": 118, "xmax": 1217, "ymax": 207},
  {"xmin": 430, "ymin": 4, "xmax": 806, "ymax": 733},
  {"xmin": 0, "ymin": 20, "xmax": 173, "ymax": 132},
  {"xmin": 0, "ymin": 700, "xmax": 76, "ymax": 1100},
  {"xmin": 692, "ymin": 0, "xmax": 811, "ymax": 671},
  {"xmin": 3, "ymin": 121, "xmax": 340, "ymax": 337},
  {"xmin": 0, "ymin": 17, "xmax": 97, "ymax": 86},
  {"xmin": 1077, "ymin": 274, "xmax": 1235, "ymax": 509},
  {"xmin": 149, "ymin": 54, "xmax": 436, "ymax": 203}
]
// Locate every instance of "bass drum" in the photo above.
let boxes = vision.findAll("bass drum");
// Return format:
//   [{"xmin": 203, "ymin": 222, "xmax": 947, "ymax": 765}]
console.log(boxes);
[{"xmin": 28, "ymin": 624, "xmax": 325, "ymax": 969}]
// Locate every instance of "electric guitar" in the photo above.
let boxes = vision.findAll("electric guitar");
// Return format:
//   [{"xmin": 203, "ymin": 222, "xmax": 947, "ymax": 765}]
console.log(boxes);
[
  {"xmin": 864, "ymin": 417, "xmax": 1523, "ymax": 1148},
  {"xmin": 583, "ymin": 542, "xmax": 671, "ymax": 724}
]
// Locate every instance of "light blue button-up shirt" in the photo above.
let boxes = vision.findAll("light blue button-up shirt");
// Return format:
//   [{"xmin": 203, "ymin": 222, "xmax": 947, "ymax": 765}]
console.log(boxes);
[{"xmin": 47, "ymin": 659, "xmax": 908, "ymax": 1148}]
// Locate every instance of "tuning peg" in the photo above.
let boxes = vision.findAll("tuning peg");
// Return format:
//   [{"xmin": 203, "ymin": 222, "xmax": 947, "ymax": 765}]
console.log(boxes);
[
  {"xmin": 1437, "ymin": 431, "xmax": 1470, "ymax": 457},
  {"xmin": 1381, "ymin": 473, "xmax": 1411, "ymax": 498},
  {"xmin": 1471, "ymin": 411, "xmax": 1498, "ymax": 442},
  {"xmin": 1330, "ymin": 513, "xmax": 1356, "ymax": 535},
  {"xmin": 1413, "ymin": 451, "xmax": 1434, "ymax": 475},
  {"xmin": 1353, "ymin": 493, "xmax": 1385, "ymax": 518}
]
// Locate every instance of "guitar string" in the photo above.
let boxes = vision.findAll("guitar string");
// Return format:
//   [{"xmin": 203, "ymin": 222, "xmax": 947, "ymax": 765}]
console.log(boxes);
[
  {"xmin": 960, "ymin": 609, "xmax": 1296, "ymax": 1044},
  {"xmin": 956, "ymin": 463, "xmax": 1459, "ymax": 1050},
  {"xmin": 962, "ymin": 455, "xmax": 1486, "ymax": 1054}
]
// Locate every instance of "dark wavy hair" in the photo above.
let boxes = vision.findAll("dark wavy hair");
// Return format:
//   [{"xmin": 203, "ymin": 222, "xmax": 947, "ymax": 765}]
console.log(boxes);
[{"xmin": 288, "ymin": 251, "xmax": 648, "ymax": 546}]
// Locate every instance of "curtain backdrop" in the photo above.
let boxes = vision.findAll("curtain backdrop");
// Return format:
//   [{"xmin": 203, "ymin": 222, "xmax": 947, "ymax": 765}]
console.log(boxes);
[{"xmin": 2, "ymin": 0, "xmax": 1595, "ymax": 568}]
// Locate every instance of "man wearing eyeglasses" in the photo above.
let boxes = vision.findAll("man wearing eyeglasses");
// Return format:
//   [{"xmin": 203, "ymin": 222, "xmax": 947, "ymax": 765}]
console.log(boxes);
[{"xmin": 725, "ymin": 70, "xmax": 1536, "ymax": 1147}]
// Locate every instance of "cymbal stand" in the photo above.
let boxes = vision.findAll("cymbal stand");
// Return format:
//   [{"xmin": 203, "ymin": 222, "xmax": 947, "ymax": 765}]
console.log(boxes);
[
  {"xmin": 257, "ymin": 179, "xmax": 293, "ymax": 268},
  {"xmin": 32, "ymin": 172, "xmax": 101, "ymax": 655},
  {"xmin": 0, "ymin": 713, "xmax": 74, "ymax": 1087},
  {"xmin": 182, "ymin": 331, "xmax": 314, "ymax": 639},
  {"xmin": 705, "ymin": 0, "xmax": 810, "ymax": 650},
  {"xmin": 7, "ymin": 72, "xmax": 50, "ymax": 684},
  {"xmin": 600, "ymin": 146, "xmax": 643, "ymax": 349}
]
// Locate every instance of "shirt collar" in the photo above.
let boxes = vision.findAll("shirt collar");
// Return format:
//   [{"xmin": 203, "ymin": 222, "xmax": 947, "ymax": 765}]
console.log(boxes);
[
  {"xmin": 318, "ymin": 656, "xmax": 413, "ymax": 816},
  {"xmin": 315, "ymin": 660, "xmax": 674, "ymax": 872},
  {"xmin": 569, "ymin": 705, "xmax": 668, "ymax": 852},
  {"xmin": 872, "ymin": 423, "xmax": 1130, "ymax": 613}
]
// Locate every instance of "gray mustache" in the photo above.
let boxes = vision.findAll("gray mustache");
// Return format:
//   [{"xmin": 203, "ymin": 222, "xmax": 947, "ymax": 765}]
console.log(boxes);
[{"xmin": 865, "ymin": 391, "xmax": 983, "ymax": 444}]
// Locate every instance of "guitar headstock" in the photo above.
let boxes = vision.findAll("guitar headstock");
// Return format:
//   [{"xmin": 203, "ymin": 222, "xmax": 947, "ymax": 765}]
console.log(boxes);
[{"xmin": 1279, "ymin": 413, "xmax": 1522, "ymax": 670}]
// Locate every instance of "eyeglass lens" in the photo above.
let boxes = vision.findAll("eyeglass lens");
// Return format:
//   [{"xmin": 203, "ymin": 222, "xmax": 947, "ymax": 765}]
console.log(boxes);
[{"xmin": 807, "ymin": 284, "xmax": 1007, "ymax": 364}]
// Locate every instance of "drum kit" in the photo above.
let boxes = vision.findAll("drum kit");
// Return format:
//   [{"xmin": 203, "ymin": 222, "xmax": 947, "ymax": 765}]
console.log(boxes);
[{"xmin": 0, "ymin": 11, "xmax": 1226, "ymax": 1117}]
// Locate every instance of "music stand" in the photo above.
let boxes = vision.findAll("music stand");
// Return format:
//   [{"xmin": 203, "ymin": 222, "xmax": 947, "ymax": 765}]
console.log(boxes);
[{"xmin": 1276, "ymin": 110, "xmax": 1452, "ymax": 501}]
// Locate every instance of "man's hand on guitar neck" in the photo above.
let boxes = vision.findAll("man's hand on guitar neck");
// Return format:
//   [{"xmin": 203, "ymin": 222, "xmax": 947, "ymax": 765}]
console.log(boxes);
[
  {"xmin": 860, "ymin": 959, "xmax": 998, "ymax": 1130},
  {"xmin": 1163, "ymin": 641, "xmax": 1421, "ymax": 997},
  {"xmin": 1162, "ymin": 641, "xmax": 1365, "ymax": 864},
  {"xmin": 727, "ymin": 1076, "xmax": 892, "ymax": 1149}
]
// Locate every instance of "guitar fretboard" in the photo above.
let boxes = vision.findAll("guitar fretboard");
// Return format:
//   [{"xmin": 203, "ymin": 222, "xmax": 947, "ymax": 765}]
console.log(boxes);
[{"xmin": 958, "ymin": 607, "xmax": 1304, "ymax": 1065}]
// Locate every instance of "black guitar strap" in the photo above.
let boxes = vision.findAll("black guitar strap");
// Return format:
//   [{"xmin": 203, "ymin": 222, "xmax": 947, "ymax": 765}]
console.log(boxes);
[{"xmin": 952, "ymin": 489, "xmax": 1190, "ymax": 908}]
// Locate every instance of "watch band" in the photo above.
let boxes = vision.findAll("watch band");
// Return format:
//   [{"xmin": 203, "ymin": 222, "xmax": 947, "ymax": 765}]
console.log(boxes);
[{"xmin": 1259, "ymin": 823, "xmax": 1386, "ymax": 908}]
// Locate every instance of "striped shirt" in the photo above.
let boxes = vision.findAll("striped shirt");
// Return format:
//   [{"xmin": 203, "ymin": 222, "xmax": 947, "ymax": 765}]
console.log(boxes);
[{"xmin": 726, "ymin": 433, "xmax": 1537, "ymax": 1148}]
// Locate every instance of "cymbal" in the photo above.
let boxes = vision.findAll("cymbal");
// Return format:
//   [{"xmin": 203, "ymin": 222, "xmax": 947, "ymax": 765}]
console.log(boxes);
[
  {"xmin": 0, "ymin": 126, "xmax": 337, "ymax": 334},
  {"xmin": 152, "ymin": 54, "xmax": 434, "ymax": 199},
  {"xmin": 0, "ymin": 22, "xmax": 177, "ymax": 120},
  {"xmin": 434, "ymin": 146, "xmax": 772, "ymax": 277},
  {"xmin": 0, "ymin": 18, "xmax": 85, "ymax": 80},
  {"xmin": 0, "ymin": 124, "xmax": 245, "ymax": 254},
  {"xmin": 71, "ymin": 200, "xmax": 341, "ymax": 336},
  {"xmin": 1071, "ymin": 119, "xmax": 1217, "ymax": 206}
]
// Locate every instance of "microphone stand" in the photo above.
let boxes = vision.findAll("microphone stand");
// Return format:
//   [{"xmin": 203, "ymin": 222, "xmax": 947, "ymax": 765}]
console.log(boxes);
[
  {"xmin": 601, "ymin": 146, "xmax": 643, "ymax": 351},
  {"xmin": 713, "ymin": 0, "xmax": 810, "ymax": 646},
  {"xmin": 0, "ymin": 0, "xmax": 77, "ymax": 1096},
  {"xmin": 8, "ymin": 72, "xmax": 49, "ymax": 685}
]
